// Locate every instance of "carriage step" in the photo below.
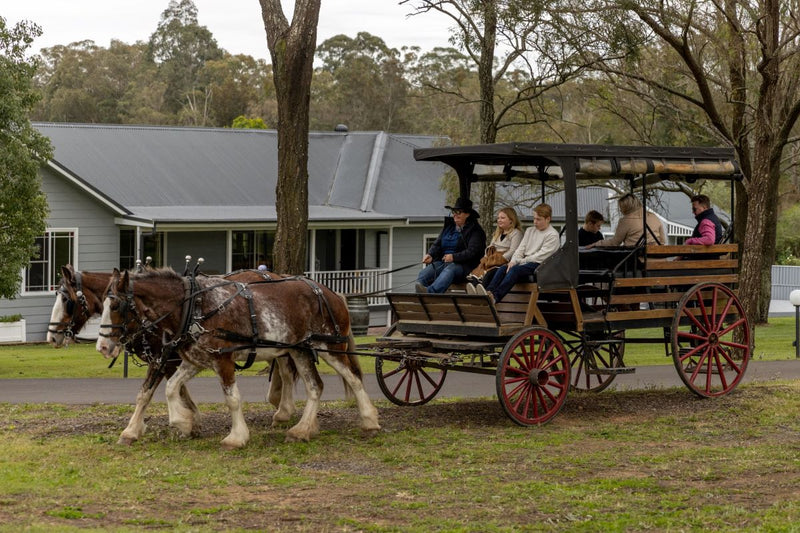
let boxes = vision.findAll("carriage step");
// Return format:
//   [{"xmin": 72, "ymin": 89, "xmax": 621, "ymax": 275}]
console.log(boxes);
[{"xmin": 587, "ymin": 367, "xmax": 636, "ymax": 375}]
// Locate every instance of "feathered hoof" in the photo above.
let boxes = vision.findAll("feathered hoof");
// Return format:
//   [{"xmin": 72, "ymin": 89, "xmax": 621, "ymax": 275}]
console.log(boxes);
[
  {"xmin": 271, "ymin": 415, "xmax": 293, "ymax": 428},
  {"xmin": 285, "ymin": 423, "xmax": 319, "ymax": 442},
  {"xmin": 117, "ymin": 435, "xmax": 138, "ymax": 446},
  {"xmin": 220, "ymin": 437, "xmax": 247, "ymax": 450},
  {"xmin": 361, "ymin": 426, "xmax": 382, "ymax": 438}
]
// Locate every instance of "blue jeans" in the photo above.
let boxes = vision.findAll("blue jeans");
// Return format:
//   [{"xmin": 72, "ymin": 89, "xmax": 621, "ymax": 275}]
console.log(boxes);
[
  {"xmin": 485, "ymin": 262, "xmax": 540, "ymax": 302},
  {"xmin": 416, "ymin": 261, "xmax": 469, "ymax": 293}
]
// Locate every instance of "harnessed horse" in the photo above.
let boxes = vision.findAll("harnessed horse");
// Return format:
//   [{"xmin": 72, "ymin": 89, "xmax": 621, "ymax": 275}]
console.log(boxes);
[
  {"xmin": 96, "ymin": 268, "xmax": 379, "ymax": 448},
  {"xmin": 49, "ymin": 265, "xmax": 364, "ymax": 445}
]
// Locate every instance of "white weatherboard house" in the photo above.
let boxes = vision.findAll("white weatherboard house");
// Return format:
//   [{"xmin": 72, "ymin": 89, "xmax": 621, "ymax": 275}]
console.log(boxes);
[{"xmin": 1, "ymin": 123, "xmax": 717, "ymax": 342}]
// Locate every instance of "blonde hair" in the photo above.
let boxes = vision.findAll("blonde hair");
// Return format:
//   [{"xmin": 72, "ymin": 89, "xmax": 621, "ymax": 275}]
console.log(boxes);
[
  {"xmin": 618, "ymin": 194, "xmax": 642, "ymax": 216},
  {"xmin": 534, "ymin": 203, "xmax": 552, "ymax": 220},
  {"xmin": 491, "ymin": 207, "xmax": 522, "ymax": 241}
]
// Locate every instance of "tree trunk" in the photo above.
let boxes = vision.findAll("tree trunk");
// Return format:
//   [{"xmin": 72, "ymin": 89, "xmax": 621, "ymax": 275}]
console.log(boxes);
[
  {"xmin": 477, "ymin": 0, "xmax": 497, "ymax": 231},
  {"xmin": 259, "ymin": 0, "xmax": 321, "ymax": 275}
]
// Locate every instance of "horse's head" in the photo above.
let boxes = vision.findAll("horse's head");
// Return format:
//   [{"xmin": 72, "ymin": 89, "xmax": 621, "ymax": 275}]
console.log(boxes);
[
  {"xmin": 47, "ymin": 265, "xmax": 104, "ymax": 348},
  {"xmin": 96, "ymin": 268, "xmax": 134, "ymax": 359}
]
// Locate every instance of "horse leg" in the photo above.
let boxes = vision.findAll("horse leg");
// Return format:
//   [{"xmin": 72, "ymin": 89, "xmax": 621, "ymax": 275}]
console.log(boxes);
[
  {"xmin": 118, "ymin": 364, "xmax": 165, "ymax": 445},
  {"xmin": 217, "ymin": 358, "xmax": 250, "ymax": 450},
  {"xmin": 167, "ymin": 362, "xmax": 202, "ymax": 430},
  {"xmin": 341, "ymin": 353, "xmax": 362, "ymax": 401},
  {"xmin": 270, "ymin": 356, "xmax": 297, "ymax": 426},
  {"xmin": 267, "ymin": 361, "xmax": 283, "ymax": 408},
  {"xmin": 319, "ymin": 335, "xmax": 380, "ymax": 434},
  {"xmin": 285, "ymin": 350, "xmax": 323, "ymax": 442},
  {"xmin": 165, "ymin": 361, "xmax": 201, "ymax": 437}
]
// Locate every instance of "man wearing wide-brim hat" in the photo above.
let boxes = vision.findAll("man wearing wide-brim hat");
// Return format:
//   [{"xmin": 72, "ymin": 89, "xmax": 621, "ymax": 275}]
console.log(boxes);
[{"xmin": 416, "ymin": 197, "xmax": 486, "ymax": 293}]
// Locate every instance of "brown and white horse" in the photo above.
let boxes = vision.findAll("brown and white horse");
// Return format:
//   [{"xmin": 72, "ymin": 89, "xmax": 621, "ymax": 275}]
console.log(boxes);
[
  {"xmin": 96, "ymin": 268, "xmax": 379, "ymax": 448},
  {"xmin": 48, "ymin": 265, "xmax": 359, "ymax": 445}
]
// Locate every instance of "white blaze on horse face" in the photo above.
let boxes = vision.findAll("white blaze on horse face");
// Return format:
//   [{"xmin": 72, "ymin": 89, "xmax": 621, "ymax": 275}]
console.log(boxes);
[
  {"xmin": 47, "ymin": 293, "xmax": 66, "ymax": 346},
  {"xmin": 96, "ymin": 296, "xmax": 120, "ymax": 358}
]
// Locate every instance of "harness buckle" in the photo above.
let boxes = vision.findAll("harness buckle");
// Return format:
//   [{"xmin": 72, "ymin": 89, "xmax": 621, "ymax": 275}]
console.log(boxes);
[{"xmin": 188, "ymin": 322, "xmax": 205, "ymax": 337}]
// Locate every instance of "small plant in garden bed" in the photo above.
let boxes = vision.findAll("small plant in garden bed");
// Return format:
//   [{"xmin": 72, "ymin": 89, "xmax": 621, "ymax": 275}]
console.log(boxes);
[{"xmin": 0, "ymin": 314, "xmax": 23, "ymax": 323}]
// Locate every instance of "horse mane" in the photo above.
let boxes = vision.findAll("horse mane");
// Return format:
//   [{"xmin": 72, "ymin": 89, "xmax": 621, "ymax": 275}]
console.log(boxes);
[{"xmin": 128, "ymin": 267, "xmax": 181, "ymax": 282}]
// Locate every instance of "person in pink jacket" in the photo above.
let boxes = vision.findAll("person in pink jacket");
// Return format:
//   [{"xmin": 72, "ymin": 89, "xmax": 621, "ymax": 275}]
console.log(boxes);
[{"xmin": 685, "ymin": 194, "xmax": 722, "ymax": 245}]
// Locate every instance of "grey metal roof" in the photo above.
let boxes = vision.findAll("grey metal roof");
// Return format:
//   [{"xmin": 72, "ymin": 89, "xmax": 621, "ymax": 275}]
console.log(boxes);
[{"xmin": 34, "ymin": 123, "xmax": 451, "ymax": 224}]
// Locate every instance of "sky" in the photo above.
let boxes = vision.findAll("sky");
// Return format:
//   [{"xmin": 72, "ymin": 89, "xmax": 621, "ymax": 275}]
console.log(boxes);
[{"xmin": 5, "ymin": 0, "xmax": 455, "ymax": 61}]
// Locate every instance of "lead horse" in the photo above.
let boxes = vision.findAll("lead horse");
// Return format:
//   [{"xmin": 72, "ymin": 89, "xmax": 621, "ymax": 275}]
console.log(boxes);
[
  {"xmin": 96, "ymin": 268, "xmax": 379, "ymax": 448},
  {"xmin": 49, "ymin": 265, "xmax": 364, "ymax": 445}
]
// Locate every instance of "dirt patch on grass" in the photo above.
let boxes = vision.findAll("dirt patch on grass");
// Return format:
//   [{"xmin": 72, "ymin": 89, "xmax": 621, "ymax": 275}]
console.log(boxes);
[{"xmin": 3, "ymin": 384, "xmax": 800, "ymax": 530}]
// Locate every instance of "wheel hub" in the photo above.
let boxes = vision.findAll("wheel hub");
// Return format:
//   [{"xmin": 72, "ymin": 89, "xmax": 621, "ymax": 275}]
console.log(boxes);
[
  {"xmin": 529, "ymin": 368, "xmax": 549, "ymax": 386},
  {"xmin": 708, "ymin": 332, "xmax": 719, "ymax": 347}
]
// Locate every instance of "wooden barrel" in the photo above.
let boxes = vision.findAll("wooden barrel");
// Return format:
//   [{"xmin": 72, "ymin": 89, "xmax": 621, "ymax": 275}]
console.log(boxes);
[{"xmin": 346, "ymin": 296, "xmax": 369, "ymax": 336}]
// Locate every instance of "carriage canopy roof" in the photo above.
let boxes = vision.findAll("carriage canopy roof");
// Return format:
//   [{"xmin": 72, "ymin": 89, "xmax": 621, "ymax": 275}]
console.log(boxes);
[{"xmin": 414, "ymin": 142, "xmax": 740, "ymax": 184}]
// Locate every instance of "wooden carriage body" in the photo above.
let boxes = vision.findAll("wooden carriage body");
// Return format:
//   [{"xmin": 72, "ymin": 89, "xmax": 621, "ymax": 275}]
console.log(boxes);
[{"xmin": 366, "ymin": 142, "xmax": 749, "ymax": 426}]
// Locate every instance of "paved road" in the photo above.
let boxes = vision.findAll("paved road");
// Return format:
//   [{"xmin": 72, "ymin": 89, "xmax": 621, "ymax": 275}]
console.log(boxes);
[{"xmin": 1, "ymin": 359, "xmax": 799, "ymax": 405}]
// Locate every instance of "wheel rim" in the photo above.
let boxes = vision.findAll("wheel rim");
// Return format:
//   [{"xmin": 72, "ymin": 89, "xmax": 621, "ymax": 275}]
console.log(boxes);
[
  {"xmin": 375, "ymin": 356, "xmax": 447, "ymax": 406},
  {"xmin": 563, "ymin": 330, "xmax": 624, "ymax": 392},
  {"xmin": 671, "ymin": 282, "xmax": 750, "ymax": 398},
  {"xmin": 496, "ymin": 327, "xmax": 570, "ymax": 425}
]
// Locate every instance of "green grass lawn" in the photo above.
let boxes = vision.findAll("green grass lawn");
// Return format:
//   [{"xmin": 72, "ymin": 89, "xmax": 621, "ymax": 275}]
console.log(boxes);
[{"xmin": 1, "ymin": 317, "xmax": 797, "ymax": 379}]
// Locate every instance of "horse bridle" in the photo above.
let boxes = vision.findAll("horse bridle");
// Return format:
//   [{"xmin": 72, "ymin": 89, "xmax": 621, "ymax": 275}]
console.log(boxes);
[{"xmin": 48, "ymin": 270, "xmax": 90, "ymax": 339}]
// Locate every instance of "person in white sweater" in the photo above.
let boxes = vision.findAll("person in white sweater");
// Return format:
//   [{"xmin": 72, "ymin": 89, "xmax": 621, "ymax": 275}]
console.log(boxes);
[{"xmin": 478, "ymin": 203, "xmax": 560, "ymax": 303}]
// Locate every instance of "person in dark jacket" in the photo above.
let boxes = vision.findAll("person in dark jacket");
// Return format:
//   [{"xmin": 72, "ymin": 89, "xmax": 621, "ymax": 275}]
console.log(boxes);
[
  {"xmin": 416, "ymin": 197, "xmax": 487, "ymax": 293},
  {"xmin": 578, "ymin": 210, "xmax": 605, "ymax": 247}
]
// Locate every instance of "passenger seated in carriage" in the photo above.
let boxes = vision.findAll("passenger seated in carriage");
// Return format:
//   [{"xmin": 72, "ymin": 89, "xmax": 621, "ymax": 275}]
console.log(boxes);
[
  {"xmin": 466, "ymin": 206, "xmax": 523, "ymax": 288},
  {"xmin": 469, "ymin": 203, "xmax": 559, "ymax": 303},
  {"xmin": 685, "ymin": 194, "xmax": 722, "ymax": 245},
  {"xmin": 585, "ymin": 193, "xmax": 665, "ymax": 248},
  {"xmin": 415, "ymin": 197, "xmax": 486, "ymax": 294},
  {"xmin": 578, "ymin": 210, "xmax": 605, "ymax": 247}
]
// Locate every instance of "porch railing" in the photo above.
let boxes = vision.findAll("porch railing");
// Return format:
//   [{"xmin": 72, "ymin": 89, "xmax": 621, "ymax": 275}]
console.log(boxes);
[{"xmin": 304, "ymin": 268, "xmax": 389, "ymax": 305}]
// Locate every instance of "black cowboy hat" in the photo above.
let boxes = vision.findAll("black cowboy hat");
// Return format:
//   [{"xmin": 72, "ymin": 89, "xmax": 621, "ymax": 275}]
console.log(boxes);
[{"xmin": 445, "ymin": 197, "xmax": 479, "ymax": 218}]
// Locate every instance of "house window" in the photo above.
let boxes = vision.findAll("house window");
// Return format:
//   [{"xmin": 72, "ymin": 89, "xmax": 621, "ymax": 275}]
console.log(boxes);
[
  {"xmin": 119, "ymin": 230, "xmax": 136, "ymax": 270},
  {"xmin": 232, "ymin": 230, "xmax": 275, "ymax": 271},
  {"xmin": 24, "ymin": 229, "xmax": 76, "ymax": 293},
  {"xmin": 423, "ymin": 234, "xmax": 438, "ymax": 256}
]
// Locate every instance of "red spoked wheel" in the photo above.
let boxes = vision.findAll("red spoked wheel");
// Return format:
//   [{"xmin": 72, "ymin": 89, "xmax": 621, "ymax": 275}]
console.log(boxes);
[
  {"xmin": 562, "ymin": 330, "xmax": 625, "ymax": 393},
  {"xmin": 496, "ymin": 327, "xmax": 570, "ymax": 426},
  {"xmin": 375, "ymin": 356, "xmax": 447, "ymax": 406},
  {"xmin": 671, "ymin": 282, "xmax": 750, "ymax": 398}
]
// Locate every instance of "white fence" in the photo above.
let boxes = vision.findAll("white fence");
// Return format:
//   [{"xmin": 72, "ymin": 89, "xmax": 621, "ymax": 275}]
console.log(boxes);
[
  {"xmin": 772, "ymin": 265, "xmax": 800, "ymax": 301},
  {"xmin": 305, "ymin": 269, "xmax": 390, "ymax": 306}
]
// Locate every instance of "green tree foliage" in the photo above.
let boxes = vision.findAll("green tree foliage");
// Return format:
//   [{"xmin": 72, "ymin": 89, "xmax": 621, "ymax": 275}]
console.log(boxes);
[
  {"xmin": 202, "ymin": 55, "xmax": 274, "ymax": 127},
  {"xmin": 34, "ymin": 40, "xmax": 161, "ymax": 123},
  {"xmin": 313, "ymin": 32, "xmax": 411, "ymax": 132},
  {"xmin": 231, "ymin": 115, "xmax": 268, "ymax": 129},
  {"xmin": 147, "ymin": 0, "xmax": 223, "ymax": 121},
  {"xmin": 0, "ymin": 17, "xmax": 51, "ymax": 298}
]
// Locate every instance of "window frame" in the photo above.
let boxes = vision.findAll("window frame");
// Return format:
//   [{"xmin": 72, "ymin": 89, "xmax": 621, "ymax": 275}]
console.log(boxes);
[{"xmin": 21, "ymin": 228, "xmax": 78, "ymax": 296}]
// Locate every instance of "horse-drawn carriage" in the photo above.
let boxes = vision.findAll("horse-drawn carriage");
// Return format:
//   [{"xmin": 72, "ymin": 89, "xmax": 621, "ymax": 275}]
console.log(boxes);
[
  {"xmin": 49, "ymin": 141, "xmax": 750, "ymax": 446},
  {"xmin": 363, "ymin": 142, "xmax": 750, "ymax": 426}
]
